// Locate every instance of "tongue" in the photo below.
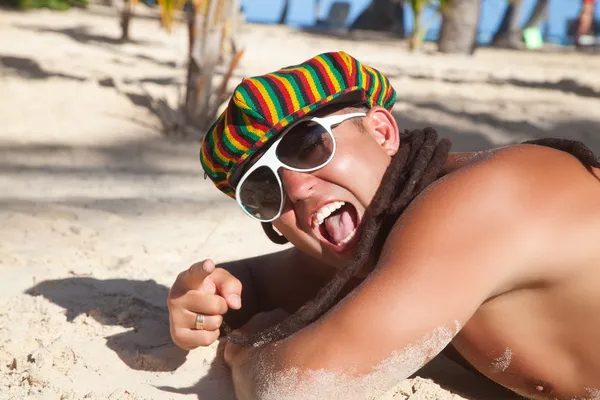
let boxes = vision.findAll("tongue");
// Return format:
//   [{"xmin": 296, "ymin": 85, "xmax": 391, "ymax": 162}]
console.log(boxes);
[{"xmin": 324, "ymin": 209, "xmax": 356, "ymax": 245}]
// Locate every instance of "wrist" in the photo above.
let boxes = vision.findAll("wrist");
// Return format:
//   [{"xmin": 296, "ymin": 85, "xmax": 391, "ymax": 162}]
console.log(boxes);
[{"xmin": 224, "ymin": 340, "xmax": 254, "ymax": 369}]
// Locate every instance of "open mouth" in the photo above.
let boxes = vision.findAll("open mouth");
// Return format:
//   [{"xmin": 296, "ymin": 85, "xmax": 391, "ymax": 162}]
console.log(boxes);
[{"xmin": 311, "ymin": 201, "xmax": 360, "ymax": 252}]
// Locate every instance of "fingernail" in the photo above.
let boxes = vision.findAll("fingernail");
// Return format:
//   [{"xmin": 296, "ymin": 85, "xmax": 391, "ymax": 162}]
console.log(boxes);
[
  {"xmin": 202, "ymin": 262, "xmax": 211, "ymax": 273},
  {"xmin": 228, "ymin": 294, "xmax": 241, "ymax": 309}
]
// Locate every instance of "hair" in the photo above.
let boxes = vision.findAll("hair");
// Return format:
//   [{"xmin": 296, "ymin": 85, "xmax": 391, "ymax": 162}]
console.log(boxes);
[{"xmin": 223, "ymin": 127, "xmax": 600, "ymax": 347}]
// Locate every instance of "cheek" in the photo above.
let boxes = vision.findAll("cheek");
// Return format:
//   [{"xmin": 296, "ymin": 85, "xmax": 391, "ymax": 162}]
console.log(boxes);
[{"xmin": 328, "ymin": 141, "xmax": 390, "ymax": 206}]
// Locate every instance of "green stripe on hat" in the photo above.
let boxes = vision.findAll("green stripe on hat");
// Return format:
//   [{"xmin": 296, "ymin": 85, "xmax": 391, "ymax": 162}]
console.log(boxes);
[{"xmin": 200, "ymin": 51, "xmax": 397, "ymax": 199}]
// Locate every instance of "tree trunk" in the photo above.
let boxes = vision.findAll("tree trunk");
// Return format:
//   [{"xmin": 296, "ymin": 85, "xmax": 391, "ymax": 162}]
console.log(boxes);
[
  {"xmin": 522, "ymin": 0, "xmax": 549, "ymax": 30},
  {"xmin": 278, "ymin": 0, "xmax": 289, "ymax": 25},
  {"xmin": 350, "ymin": 0, "xmax": 404, "ymax": 35},
  {"xmin": 408, "ymin": 6, "xmax": 421, "ymax": 50},
  {"xmin": 491, "ymin": 0, "xmax": 522, "ymax": 47},
  {"xmin": 437, "ymin": 0, "xmax": 481, "ymax": 54},
  {"xmin": 187, "ymin": 0, "xmax": 242, "ymax": 127},
  {"xmin": 120, "ymin": 0, "xmax": 133, "ymax": 41},
  {"xmin": 185, "ymin": 3, "xmax": 199, "ymax": 116},
  {"xmin": 314, "ymin": 0, "xmax": 322, "ymax": 22}
]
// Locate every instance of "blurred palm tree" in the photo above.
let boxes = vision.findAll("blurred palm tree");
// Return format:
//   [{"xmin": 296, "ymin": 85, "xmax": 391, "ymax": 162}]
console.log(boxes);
[
  {"xmin": 437, "ymin": 0, "xmax": 481, "ymax": 54},
  {"xmin": 180, "ymin": 0, "xmax": 244, "ymax": 125},
  {"xmin": 123, "ymin": 0, "xmax": 243, "ymax": 136},
  {"xmin": 278, "ymin": 0, "xmax": 289, "ymax": 24},
  {"xmin": 120, "ymin": 0, "xmax": 138, "ymax": 41},
  {"xmin": 408, "ymin": 0, "xmax": 449, "ymax": 50}
]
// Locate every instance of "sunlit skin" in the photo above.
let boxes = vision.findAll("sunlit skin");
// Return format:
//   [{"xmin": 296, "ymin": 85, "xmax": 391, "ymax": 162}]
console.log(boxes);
[
  {"xmin": 168, "ymin": 104, "xmax": 600, "ymax": 400},
  {"xmin": 272, "ymin": 105, "xmax": 398, "ymax": 269}
]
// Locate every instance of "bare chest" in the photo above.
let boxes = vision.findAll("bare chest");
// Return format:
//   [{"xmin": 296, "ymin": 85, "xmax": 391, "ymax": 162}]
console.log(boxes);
[{"xmin": 451, "ymin": 277, "xmax": 600, "ymax": 400}]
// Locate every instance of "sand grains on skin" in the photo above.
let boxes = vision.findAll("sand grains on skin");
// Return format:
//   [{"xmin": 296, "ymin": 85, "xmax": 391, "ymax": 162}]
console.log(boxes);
[
  {"xmin": 491, "ymin": 348, "xmax": 513, "ymax": 373},
  {"xmin": 256, "ymin": 324, "xmax": 459, "ymax": 400},
  {"xmin": 3, "ymin": 3, "xmax": 600, "ymax": 400}
]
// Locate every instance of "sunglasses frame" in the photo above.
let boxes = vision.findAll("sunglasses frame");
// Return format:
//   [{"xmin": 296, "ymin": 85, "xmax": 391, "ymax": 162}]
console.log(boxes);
[{"xmin": 235, "ymin": 112, "xmax": 367, "ymax": 222}]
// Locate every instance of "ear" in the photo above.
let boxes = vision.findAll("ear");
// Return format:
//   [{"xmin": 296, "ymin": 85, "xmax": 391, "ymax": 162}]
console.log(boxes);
[{"xmin": 365, "ymin": 106, "xmax": 400, "ymax": 156}]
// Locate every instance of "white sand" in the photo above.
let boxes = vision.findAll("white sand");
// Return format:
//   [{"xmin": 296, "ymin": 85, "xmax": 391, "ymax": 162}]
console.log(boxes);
[{"xmin": 1, "ymin": 4, "xmax": 599, "ymax": 399}]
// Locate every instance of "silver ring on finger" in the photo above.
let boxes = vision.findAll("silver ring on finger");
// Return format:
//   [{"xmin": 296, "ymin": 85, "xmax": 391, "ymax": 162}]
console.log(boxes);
[{"xmin": 194, "ymin": 313, "xmax": 205, "ymax": 330}]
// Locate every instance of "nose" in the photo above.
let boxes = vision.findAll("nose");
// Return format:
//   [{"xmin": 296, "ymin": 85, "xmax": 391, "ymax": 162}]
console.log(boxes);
[{"xmin": 279, "ymin": 168, "xmax": 317, "ymax": 203}]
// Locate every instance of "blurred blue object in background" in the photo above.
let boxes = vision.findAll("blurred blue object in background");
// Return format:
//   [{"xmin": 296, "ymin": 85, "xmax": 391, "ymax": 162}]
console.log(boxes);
[{"xmin": 239, "ymin": 0, "xmax": 600, "ymax": 45}]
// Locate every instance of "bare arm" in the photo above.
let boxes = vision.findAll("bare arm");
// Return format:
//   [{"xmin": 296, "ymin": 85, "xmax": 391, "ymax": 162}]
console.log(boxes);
[{"xmin": 224, "ymin": 149, "xmax": 548, "ymax": 399}]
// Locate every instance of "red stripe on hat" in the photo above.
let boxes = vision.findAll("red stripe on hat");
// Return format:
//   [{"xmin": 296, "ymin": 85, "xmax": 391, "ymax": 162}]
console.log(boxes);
[
  {"xmin": 371, "ymin": 71, "xmax": 383, "ymax": 107},
  {"xmin": 330, "ymin": 51, "xmax": 353, "ymax": 84},
  {"xmin": 268, "ymin": 75, "xmax": 295, "ymax": 116},
  {"xmin": 225, "ymin": 109, "xmax": 254, "ymax": 150},
  {"xmin": 309, "ymin": 59, "xmax": 336, "ymax": 95},
  {"xmin": 288, "ymin": 69, "xmax": 317, "ymax": 104},
  {"xmin": 245, "ymin": 79, "xmax": 277, "ymax": 123}
]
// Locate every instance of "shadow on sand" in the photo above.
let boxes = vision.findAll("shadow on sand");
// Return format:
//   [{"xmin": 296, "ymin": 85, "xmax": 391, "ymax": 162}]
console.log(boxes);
[
  {"xmin": 393, "ymin": 110, "xmax": 600, "ymax": 155},
  {"xmin": 25, "ymin": 277, "xmax": 188, "ymax": 372},
  {"xmin": 390, "ymin": 71, "xmax": 600, "ymax": 100},
  {"xmin": 0, "ymin": 54, "xmax": 88, "ymax": 81},
  {"xmin": 157, "ymin": 340, "xmax": 237, "ymax": 400},
  {"xmin": 22, "ymin": 275, "xmax": 521, "ymax": 400},
  {"xmin": 14, "ymin": 23, "xmax": 158, "ymax": 46},
  {"xmin": 0, "ymin": 136, "xmax": 235, "ymax": 217}
]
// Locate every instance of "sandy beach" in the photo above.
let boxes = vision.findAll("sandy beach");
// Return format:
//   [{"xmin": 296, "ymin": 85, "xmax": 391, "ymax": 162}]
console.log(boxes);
[{"xmin": 1, "ymin": 4, "xmax": 599, "ymax": 399}]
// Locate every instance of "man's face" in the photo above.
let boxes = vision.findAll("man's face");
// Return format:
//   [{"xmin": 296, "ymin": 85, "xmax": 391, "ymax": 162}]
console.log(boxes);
[{"xmin": 270, "ymin": 105, "xmax": 400, "ymax": 268}]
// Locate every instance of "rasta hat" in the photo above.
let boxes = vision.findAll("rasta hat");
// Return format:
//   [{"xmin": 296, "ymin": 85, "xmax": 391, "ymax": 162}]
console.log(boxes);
[{"xmin": 200, "ymin": 51, "xmax": 397, "ymax": 198}]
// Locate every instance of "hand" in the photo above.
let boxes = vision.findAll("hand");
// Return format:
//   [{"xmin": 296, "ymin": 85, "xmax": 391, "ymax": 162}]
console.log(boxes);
[
  {"xmin": 224, "ymin": 309, "xmax": 289, "ymax": 367},
  {"xmin": 168, "ymin": 259, "xmax": 242, "ymax": 350}
]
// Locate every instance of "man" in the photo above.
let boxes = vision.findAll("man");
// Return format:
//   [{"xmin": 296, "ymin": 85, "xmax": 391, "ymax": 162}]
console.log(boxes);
[
  {"xmin": 492, "ymin": 0, "xmax": 549, "ymax": 49},
  {"xmin": 167, "ymin": 51, "xmax": 600, "ymax": 400},
  {"xmin": 577, "ymin": 0, "xmax": 597, "ymax": 47}
]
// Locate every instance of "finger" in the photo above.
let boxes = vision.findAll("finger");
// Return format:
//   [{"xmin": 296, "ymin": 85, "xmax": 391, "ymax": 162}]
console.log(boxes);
[
  {"xmin": 182, "ymin": 259, "xmax": 215, "ymax": 291},
  {"xmin": 172, "ymin": 328, "xmax": 221, "ymax": 350},
  {"xmin": 209, "ymin": 269, "xmax": 243, "ymax": 310},
  {"xmin": 186, "ymin": 311, "xmax": 223, "ymax": 331},
  {"xmin": 182, "ymin": 291, "xmax": 228, "ymax": 315}
]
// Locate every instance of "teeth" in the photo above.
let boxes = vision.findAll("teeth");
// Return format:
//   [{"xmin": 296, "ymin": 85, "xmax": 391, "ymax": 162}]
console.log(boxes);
[
  {"xmin": 336, "ymin": 228, "xmax": 357, "ymax": 246},
  {"xmin": 312, "ymin": 201, "xmax": 345, "ymax": 228}
]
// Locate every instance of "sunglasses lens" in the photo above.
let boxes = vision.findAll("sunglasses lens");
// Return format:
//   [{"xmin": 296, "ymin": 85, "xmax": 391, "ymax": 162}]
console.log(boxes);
[
  {"xmin": 276, "ymin": 120, "xmax": 334, "ymax": 169},
  {"xmin": 238, "ymin": 166, "xmax": 282, "ymax": 221}
]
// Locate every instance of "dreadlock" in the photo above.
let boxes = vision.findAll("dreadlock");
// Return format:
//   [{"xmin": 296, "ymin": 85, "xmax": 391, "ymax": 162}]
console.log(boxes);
[
  {"xmin": 221, "ymin": 126, "xmax": 451, "ymax": 346},
  {"xmin": 222, "ymin": 131, "xmax": 600, "ymax": 347},
  {"xmin": 523, "ymin": 137, "xmax": 600, "ymax": 170}
]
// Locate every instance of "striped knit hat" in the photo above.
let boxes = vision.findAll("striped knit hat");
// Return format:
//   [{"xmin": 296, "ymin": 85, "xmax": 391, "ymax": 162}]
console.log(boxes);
[{"xmin": 200, "ymin": 51, "xmax": 397, "ymax": 198}]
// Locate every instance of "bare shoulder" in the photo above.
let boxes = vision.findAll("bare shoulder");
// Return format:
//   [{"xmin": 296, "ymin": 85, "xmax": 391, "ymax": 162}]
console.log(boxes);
[
  {"xmin": 412, "ymin": 143, "xmax": 600, "ymax": 222},
  {"xmin": 379, "ymin": 143, "xmax": 600, "ymax": 295}
]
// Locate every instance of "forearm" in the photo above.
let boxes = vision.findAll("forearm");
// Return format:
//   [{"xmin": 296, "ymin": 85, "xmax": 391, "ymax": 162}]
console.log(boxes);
[
  {"xmin": 228, "ymin": 339, "xmax": 302, "ymax": 400},
  {"xmin": 227, "ymin": 333, "xmax": 407, "ymax": 400},
  {"xmin": 227, "ymin": 322, "xmax": 457, "ymax": 400}
]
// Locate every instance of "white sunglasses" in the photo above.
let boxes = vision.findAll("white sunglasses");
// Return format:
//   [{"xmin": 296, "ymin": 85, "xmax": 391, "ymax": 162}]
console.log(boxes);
[{"xmin": 235, "ymin": 112, "xmax": 367, "ymax": 222}]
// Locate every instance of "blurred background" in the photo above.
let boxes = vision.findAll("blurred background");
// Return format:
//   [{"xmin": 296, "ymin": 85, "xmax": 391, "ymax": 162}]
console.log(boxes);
[{"xmin": 0, "ymin": 0, "xmax": 599, "ymax": 398}]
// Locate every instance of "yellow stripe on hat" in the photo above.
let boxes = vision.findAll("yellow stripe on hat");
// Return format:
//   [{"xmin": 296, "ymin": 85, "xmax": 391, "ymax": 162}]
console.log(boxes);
[
  {"xmin": 200, "ymin": 146, "xmax": 226, "ymax": 174},
  {"xmin": 222, "ymin": 112, "xmax": 247, "ymax": 152},
  {"xmin": 249, "ymin": 78, "xmax": 277, "ymax": 123},
  {"xmin": 314, "ymin": 56, "xmax": 342, "ymax": 93},
  {"xmin": 241, "ymin": 112, "xmax": 265, "ymax": 138},
  {"xmin": 234, "ymin": 90, "xmax": 253, "ymax": 111},
  {"xmin": 339, "ymin": 52, "xmax": 354, "ymax": 76},
  {"xmin": 285, "ymin": 66, "xmax": 321, "ymax": 102},
  {"xmin": 210, "ymin": 124, "xmax": 233, "ymax": 165},
  {"xmin": 368, "ymin": 66, "xmax": 381, "ymax": 100},
  {"xmin": 271, "ymin": 74, "xmax": 300, "ymax": 111}
]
